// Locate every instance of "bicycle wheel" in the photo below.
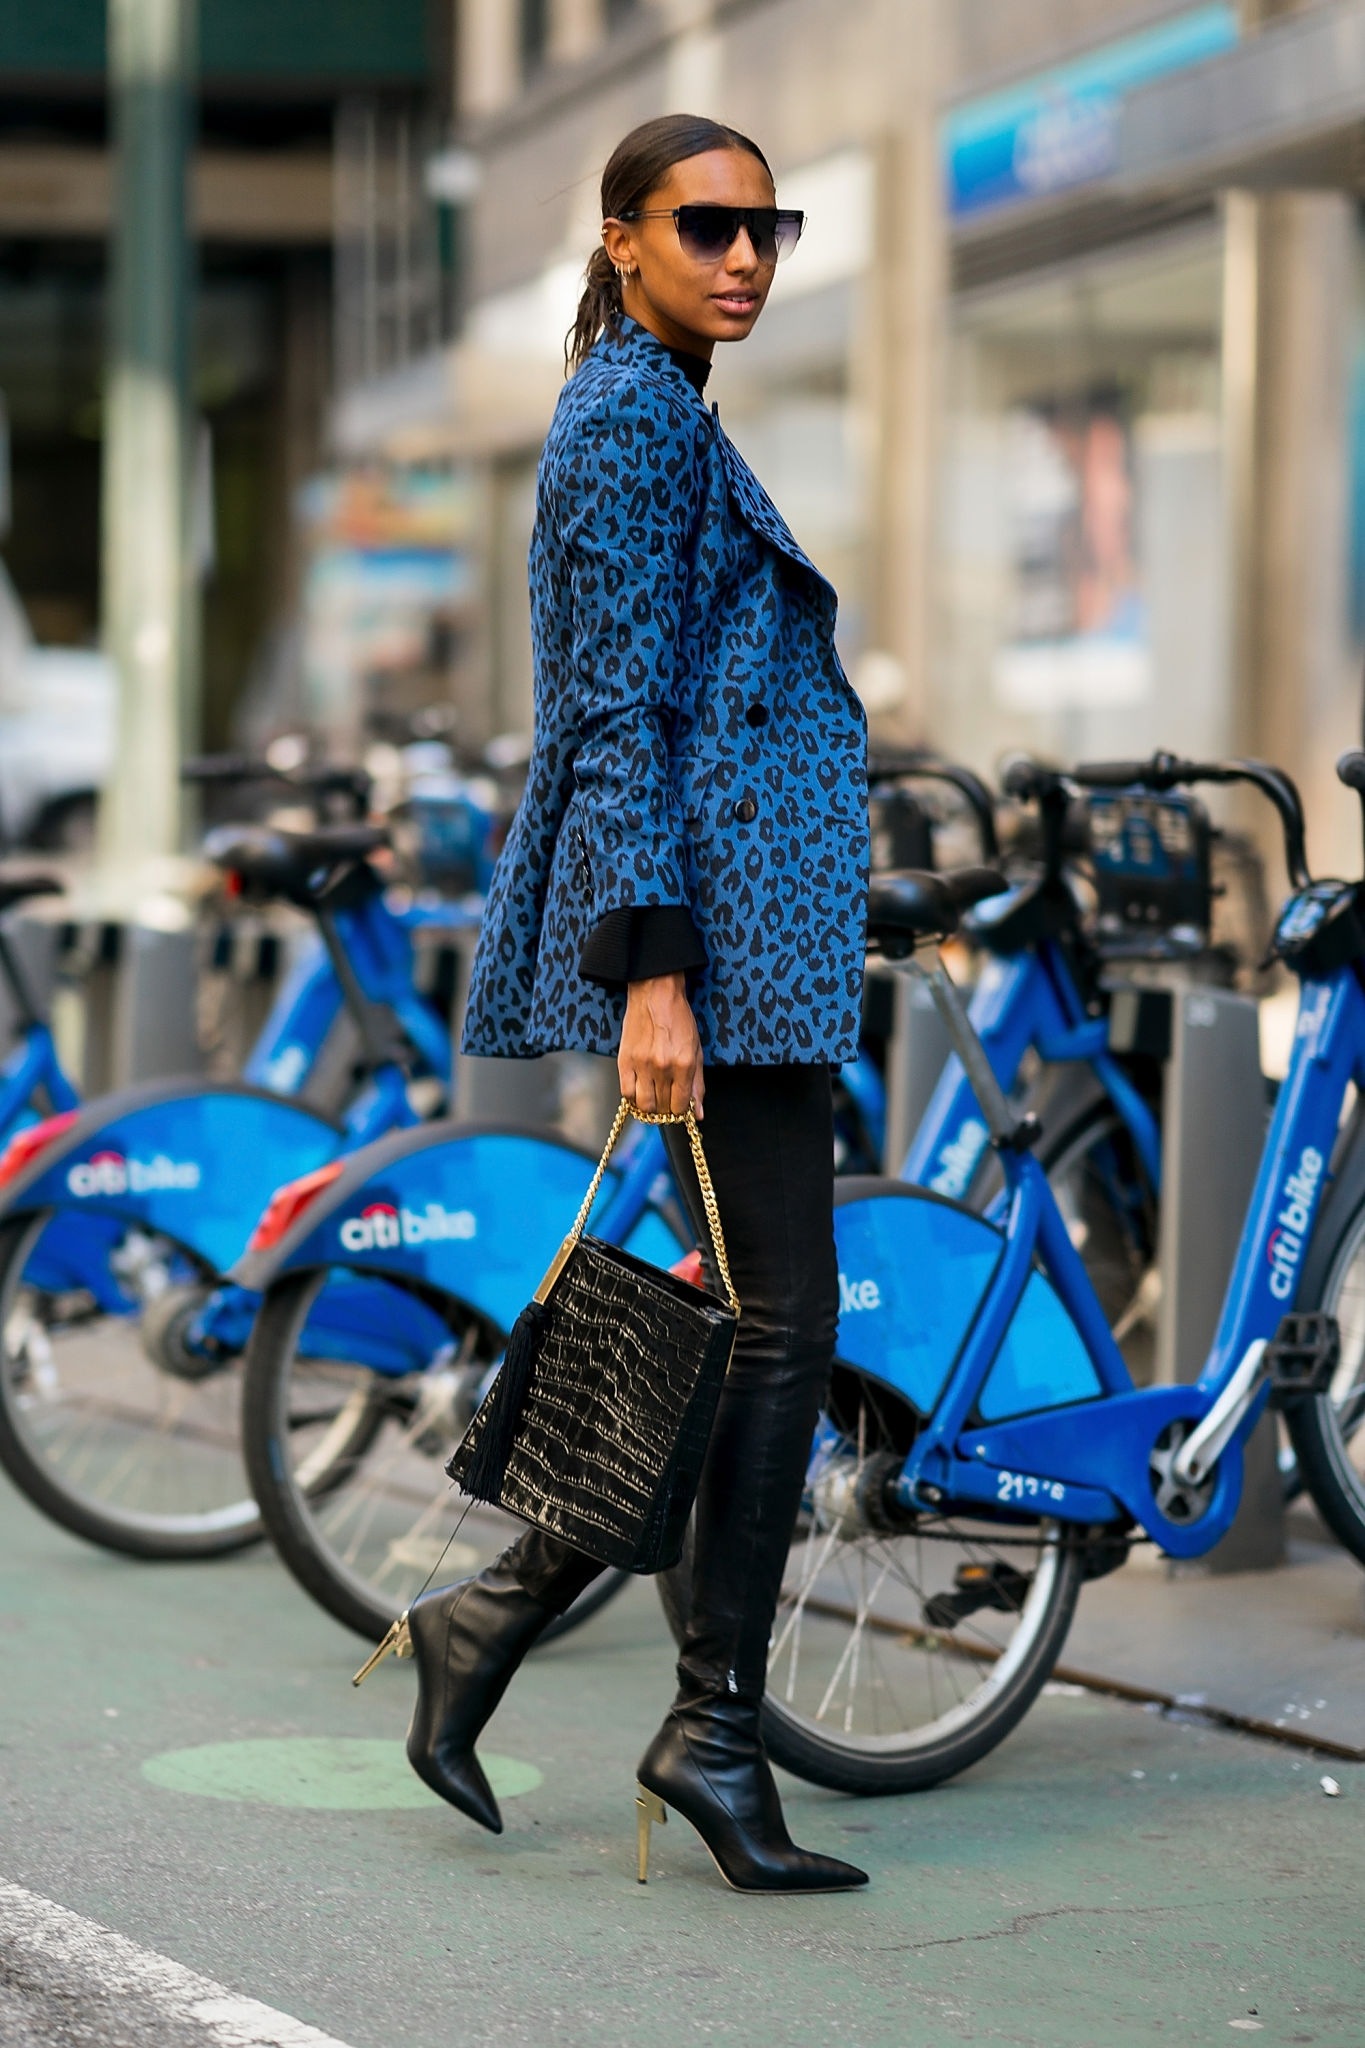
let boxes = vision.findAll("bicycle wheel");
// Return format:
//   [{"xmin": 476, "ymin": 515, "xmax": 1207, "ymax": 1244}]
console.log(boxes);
[
  {"xmin": 1284, "ymin": 1191, "xmax": 1365, "ymax": 1563},
  {"xmin": 0, "ymin": 1212, "xmax": 262, "ymax": 1558},
  {"xmin": 1039, "ymin": 1102, "xmax": 1160, "ymax": 1388},
  {"xmin": 659, "ymin": 1361, "xmax": 1086, "ymax": 1795},
  {"xmin": 243, "ymin": 1265, "xmax": 628, "ymax": 1644}
]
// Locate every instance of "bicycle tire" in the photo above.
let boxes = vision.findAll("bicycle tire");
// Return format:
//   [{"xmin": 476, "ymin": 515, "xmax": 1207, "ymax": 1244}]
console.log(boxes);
[
  {"xmin": 658, "ymin": 1358, "xmax": 1087, "ymax": 1796},
  {"xmin": 1284, "ymin": 1189, "xmax": 1365, "ymax": 1563},
  {"xmin": 243, "ymin": 1265, "xmax": 629, "ymax": 1645},
  {"xmin": 0, "ymin": 1212, "xmax": 263, "ymax": 1559}
]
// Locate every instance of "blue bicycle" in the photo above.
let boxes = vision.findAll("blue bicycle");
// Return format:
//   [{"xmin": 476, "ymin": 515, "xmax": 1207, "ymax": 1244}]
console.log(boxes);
[
  {"xmin": 0, "ymin": 813, "xmax": 456, "ymax": 1560},
  {"xmin": 671, "ymin": 748, "xmax": 1355, "ymax": 1796}
]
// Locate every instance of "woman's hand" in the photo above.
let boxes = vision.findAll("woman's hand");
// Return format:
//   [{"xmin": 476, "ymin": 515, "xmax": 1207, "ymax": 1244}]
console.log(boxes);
[{"xmin": 619, "ymin": 972, "xmax": 705, "ymax": 1120}]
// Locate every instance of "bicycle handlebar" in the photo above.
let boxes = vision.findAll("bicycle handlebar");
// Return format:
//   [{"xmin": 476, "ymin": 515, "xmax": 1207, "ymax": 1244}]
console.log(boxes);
[
  {"xmin": 181, "ymin": 754, "xmax": 373, "ymax": 819},
  {"xmin": 1070, "ymin": 751, "xmax": 1311, "ymax": 890},
  {"xmin": 1000, "ymin": 756, "xmax": 1066, "ymax": 806},
  {"xmin": 181, "ymin": 754, "xmax": 285, "ymax": 787},
  {"xmin": 866, "ymin": 752, "xmax": 1000, "ymax": 862}
]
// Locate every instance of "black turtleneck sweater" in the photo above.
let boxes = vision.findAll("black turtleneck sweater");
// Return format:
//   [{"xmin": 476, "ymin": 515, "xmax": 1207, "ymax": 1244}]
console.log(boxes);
[{"xmin": 578, "ymin": 340, "xmax": 712, "ymax": 990}]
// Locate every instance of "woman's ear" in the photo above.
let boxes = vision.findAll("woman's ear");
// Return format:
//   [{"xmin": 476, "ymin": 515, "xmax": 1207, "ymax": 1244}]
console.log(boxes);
[{"xmin": 601, "ymin": 219, "xmax": 638, "ymax": 274}]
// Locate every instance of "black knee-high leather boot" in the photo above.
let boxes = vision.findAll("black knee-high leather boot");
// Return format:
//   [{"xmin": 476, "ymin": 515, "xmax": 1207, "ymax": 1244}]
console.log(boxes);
[
  {"xmin": 404, "ymin": 1533, "xmax": 602, "ymax": 1832},
  {"xmin": 636, "ymin": 1300, "xmax": 868, "ymax": 1894}
]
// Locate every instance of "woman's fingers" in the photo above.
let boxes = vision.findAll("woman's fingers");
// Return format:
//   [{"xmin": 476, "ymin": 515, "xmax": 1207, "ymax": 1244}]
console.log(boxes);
[
  {"xmin": 620, "ymin": 971, "xmax": 702, "ymax": 1120},
  {"xmin": 666, "ymin": 1062, "xmax": 692, "ymax": 1118}
]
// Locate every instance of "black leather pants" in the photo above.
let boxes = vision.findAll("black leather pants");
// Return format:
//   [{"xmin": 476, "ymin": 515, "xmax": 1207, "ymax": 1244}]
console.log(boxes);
[{"xmin": 503, "ymin": 1064, "xmax": 837, "ymax": 1701}]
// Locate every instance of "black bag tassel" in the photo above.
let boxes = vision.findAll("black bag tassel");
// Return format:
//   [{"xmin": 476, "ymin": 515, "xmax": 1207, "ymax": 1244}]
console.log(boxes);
[{"xmin": 459, "ymin": 1298, "xmax": 550, "ymax": 1502}]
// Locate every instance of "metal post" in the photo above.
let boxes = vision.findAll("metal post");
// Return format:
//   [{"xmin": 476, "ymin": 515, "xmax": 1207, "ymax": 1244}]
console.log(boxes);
[
  {"xmin": 880, "ymin": 967, "xmax": 951, "ymax": 1174},
  {"xmin": 98, "ymin": 0, "xmax": 197, "ymax": 889},
  {"xmin": 111, "ymin": 924, "xmax": 203, "ymax": 1083},
  {"xmin": 1155, "ymin": 984, "xmax": 1284, "ymax": 1570},
  {"xmin": 0, "ymin": 917, "xmax": 58, "ymax": 1044}
]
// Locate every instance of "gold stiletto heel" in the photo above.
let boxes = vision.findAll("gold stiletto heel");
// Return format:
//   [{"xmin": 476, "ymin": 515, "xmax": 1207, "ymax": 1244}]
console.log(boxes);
[
  {"xmin": 351, "ymin": 1613, "xmax": 412, "ymax": 1686},
  {"xmin": 636, "ymin": 1785, "xmax": 667, "ymax": 1883}
]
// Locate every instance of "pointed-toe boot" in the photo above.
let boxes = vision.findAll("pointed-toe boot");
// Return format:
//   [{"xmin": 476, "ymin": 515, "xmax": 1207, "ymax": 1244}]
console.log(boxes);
[
  {"xmin": 636, "ymin": 1694, "xmax": 868, "ymax": 1893},
  {"xmin": 404, "ymin": 1561, "xmax": 557, "ymax": 1831}
]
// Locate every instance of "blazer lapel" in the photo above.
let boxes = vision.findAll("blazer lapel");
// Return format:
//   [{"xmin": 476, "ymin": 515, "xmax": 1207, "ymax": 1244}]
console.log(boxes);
[{"xmin": 599, "ymin": 322, "xmax": 836, "ymax": 607}]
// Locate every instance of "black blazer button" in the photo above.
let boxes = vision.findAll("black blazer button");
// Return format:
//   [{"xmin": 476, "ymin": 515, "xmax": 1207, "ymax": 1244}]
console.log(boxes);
[
  {"xmin": 744, "ymin": 702, "xmax": 769, "ymax": 728},
  {"xmin": 733, "ymin": 795, "xmax": 758, "ymax": 824}
]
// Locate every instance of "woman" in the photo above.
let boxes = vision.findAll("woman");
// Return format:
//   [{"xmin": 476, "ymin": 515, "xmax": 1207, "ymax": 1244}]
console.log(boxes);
[{"xmin": 405, "ymin": 114, "xmax": 870, "ymax": 1894}]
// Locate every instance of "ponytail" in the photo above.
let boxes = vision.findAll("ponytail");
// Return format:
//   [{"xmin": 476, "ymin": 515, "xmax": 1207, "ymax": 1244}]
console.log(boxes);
[
  {"xmin": 567, "ymin": 244, "xmax": 625, "ymax": 375},
  {"xmin": 564, "ymin": 112, "xmax": 773, "ymax": 374}
]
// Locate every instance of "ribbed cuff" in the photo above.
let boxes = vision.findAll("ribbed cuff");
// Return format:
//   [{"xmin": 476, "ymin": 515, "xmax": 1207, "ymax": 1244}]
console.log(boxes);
[{"xmin": 579, "ymin": 904, "xmax": 707, "ymax": 986}]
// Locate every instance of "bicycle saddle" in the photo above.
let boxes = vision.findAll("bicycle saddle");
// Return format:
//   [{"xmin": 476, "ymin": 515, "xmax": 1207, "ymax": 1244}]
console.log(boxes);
[
  {"xmin": 203, "ymin": 823, "xmax": 390, "ymax": 905},
  {"xmin": 867, "ymin": 866, "xmax": 1008, "ymax": 959},
  {"xmin": 0, "ymin": 872, "xmax": 65, "ymax": 915}
]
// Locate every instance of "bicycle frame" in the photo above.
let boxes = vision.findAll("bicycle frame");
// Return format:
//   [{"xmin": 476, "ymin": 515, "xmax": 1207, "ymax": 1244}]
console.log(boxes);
[
  {"xmin": 242, "ymin": 895, "xmax": 456, "ymax": 1100},
  {"xmin": 892, "ymin": 948, "xmax": 1364, "ymax": 1558},
  {"xmin": 240, "ymin": 934, "xmax": 345, "ymax": 1096},
  {"xmin": 0, "ymin": 1020, "xmax": 78, "ymax": 1134},
  {"xmin": 901, "ymin": 934, "xmax": 1161, "ymax": 1196}
]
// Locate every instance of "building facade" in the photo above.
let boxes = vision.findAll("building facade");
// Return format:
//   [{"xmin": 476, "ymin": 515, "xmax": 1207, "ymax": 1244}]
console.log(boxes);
[
  {"xmin": 350, "ymin": 0, "xmax": 1365, "ymax": 877},
  {"xmin": 0, "ymin": 0, "xmax": 445, "ymax": 760}
]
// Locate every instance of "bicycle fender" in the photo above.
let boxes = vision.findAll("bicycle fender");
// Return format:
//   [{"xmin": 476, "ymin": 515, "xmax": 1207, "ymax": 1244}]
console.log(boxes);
[
  {"xmin": 832, "ymin": 1177, "xmax": 1104, "ymax": 1420},
  {"xmin": 233, "ymin": 1118, "xmax": 687, "ymax": 1335},
  {"xmin": 1, "ymin": 1081, "xmax": 343, "ymax": 1276}
]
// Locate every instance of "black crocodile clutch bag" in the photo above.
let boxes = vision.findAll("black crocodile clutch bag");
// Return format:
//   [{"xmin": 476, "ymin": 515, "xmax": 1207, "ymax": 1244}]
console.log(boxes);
[{"xmin": 445, "ymin": 1103, "xmax": 739, "ymax": 1575}]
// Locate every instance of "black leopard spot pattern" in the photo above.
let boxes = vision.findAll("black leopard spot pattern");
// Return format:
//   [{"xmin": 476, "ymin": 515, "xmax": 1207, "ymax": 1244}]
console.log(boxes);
[{"xmin": 461, "ymin": 316, "xmax": 869, "ymax": 1066}]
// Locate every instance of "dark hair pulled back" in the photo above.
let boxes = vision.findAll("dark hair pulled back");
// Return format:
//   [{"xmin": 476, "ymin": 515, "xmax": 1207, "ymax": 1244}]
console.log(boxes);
[{"xmin": 565, "ymin": 112, "xmax": 773, "ymax": 373}]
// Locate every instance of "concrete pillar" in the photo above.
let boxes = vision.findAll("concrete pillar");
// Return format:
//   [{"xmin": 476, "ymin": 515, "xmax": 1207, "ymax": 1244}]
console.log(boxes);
[
  {"xmin": 549, "ymin": 0, "xmax": 604, "ymax": 66},
  {"xmin": 862, "ymin": 0, "xmax": 945, "ymax": 744},
  {"xmin": 458, "ymin": 0, "xmax": 522, "ymax": 118},
  {"xmin": 1226, "ymin": 0, "xmax": 1358, "ymax": 880},
  {"xmin": 98, "ymin": 0, "xmax": 197, "ymax": 886},
  {"xmin": 1228, "ymin": 189, "xmax": 1355, "ymax": 879}
]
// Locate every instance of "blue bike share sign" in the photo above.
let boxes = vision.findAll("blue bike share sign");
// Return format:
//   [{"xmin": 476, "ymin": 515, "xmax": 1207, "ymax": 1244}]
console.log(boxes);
[{"xmin": 942, "ymin": 4, "xmax": 1238, "ymax": 221}]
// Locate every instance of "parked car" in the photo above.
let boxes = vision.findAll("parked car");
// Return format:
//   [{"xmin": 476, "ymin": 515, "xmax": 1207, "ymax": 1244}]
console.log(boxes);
[{"xmin": 0, "ymin": 558, "xmax": 114, "ymax": 850}]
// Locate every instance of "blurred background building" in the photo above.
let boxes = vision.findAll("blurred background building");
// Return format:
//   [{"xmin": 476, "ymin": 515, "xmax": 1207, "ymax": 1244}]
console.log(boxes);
[{"xmin": 4, "ymin": 0, "xmax": 1365, "ymax": 874}]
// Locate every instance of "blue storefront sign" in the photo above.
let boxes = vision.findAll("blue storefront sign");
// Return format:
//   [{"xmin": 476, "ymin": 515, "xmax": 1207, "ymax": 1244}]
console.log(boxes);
[{"xmin": 943, "ymin": 4, "xmax": 1239, "ymax": 221}]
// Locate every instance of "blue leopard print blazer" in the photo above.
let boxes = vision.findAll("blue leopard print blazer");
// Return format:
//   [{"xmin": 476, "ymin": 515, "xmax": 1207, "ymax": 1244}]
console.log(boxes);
[{"xmin": 461, "ymin": 316, "xmax": 869, "ymax": 1065}]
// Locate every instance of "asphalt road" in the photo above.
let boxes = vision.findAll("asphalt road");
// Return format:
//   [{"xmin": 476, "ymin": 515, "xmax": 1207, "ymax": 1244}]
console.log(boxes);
[{"xmin": 1, "ymin": 1475, "xmax": 1363, "ymax": 2048}]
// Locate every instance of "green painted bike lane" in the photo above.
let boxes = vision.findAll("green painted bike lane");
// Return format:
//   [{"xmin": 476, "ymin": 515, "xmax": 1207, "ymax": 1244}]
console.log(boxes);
[{"xmin": 1, "ymin": 1477, "xmax": 1361, "ymax": 2048}]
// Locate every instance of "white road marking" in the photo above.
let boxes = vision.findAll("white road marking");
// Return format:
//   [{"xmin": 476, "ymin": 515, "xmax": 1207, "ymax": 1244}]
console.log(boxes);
[{"xmin": 0, "ymin": 1882, "xmax": 357, "ymax": 2047}]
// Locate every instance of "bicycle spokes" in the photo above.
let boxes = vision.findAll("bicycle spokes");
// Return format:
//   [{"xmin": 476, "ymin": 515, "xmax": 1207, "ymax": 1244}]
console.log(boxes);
[{"xmin": 769, "ymin": 1371, "xmax": 1067, "ymax": 1757}]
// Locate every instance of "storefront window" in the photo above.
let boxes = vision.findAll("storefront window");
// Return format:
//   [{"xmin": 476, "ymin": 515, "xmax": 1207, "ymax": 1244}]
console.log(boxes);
[{"xmin": 936, "ymin": 230, "xmax": 1227, "ymax": 773}]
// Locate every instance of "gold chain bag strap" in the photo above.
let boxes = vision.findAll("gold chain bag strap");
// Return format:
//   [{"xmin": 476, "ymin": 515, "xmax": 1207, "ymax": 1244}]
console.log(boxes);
[{"xmin": 445, "ymin": 1099, "xmax": 740, "ymax": 1575}]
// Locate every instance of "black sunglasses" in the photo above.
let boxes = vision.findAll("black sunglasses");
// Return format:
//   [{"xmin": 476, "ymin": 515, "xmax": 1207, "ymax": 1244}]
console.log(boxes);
[{"xmin": 616, "ymin": 204, "xmax": 805, "ymax": 266}]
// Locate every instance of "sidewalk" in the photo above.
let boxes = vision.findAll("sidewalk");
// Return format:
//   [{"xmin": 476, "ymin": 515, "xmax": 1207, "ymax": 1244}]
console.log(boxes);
[
  {"xmin": 2, "ymin": 1476, "xmax": 1364, "ymax": 2048},
  {"xmin": 1063, "ymin": 1503, "xmax": 1365, "ymax": 1757}
]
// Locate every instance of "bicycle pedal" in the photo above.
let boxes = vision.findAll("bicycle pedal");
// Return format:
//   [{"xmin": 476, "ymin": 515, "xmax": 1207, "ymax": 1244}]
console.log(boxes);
[
  {"xmin": 1266, "ymin": 1311, "xmax": 1340, "ymax": 1406},
  {"xmin": 922, "ymin": 1560, "xmax": 1030, "ymax": 1631}
]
